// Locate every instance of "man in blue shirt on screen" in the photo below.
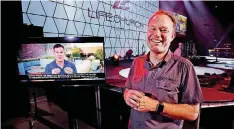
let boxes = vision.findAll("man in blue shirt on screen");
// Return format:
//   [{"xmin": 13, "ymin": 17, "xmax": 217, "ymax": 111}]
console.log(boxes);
[{"xmin": 45, "ymin": 44, "xmax": 77, "ymax": 75}]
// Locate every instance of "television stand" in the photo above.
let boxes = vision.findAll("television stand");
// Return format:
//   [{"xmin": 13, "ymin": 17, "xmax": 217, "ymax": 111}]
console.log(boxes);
[
  {"xmin": 95, "ymin": 86, "xmax": 102, "ymax": 129},
  {"xmin": 61, "ymin": 85, "xmax": 103, "ymax": 129},
  {"xmin": 28, "ymin": 87, "xmax": 60, "ymax": 129}
]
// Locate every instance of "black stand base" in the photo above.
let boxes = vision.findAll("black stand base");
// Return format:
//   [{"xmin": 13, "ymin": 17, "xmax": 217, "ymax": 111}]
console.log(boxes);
[{"xmin": 28, "ymin": 87, "xmax": 61, "ymax": 129}]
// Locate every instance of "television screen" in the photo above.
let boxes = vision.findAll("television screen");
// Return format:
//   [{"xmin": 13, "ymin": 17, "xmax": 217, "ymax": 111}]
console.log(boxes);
[
  {"xmin": 171, "ymin": 12, "xmax": 187, "ymax": 35},
  {"xmin": 17, "ymin": 37, "xmax": 105, "ymax": 85}
]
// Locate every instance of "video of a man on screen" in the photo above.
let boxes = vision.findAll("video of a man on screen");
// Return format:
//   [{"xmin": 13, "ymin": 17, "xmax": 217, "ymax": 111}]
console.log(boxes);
[
  {"xmin": 173, "ymin": 13, "xmax": 187, "ymax": 35},
  {"xmin": 17, "ymin": 43, "xmax": 105, "ymax": 81}
]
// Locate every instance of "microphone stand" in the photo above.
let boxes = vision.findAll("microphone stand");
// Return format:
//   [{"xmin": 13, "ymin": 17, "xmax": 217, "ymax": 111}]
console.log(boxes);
[
  {"xmin": 204, "ymin": 24, "xmax": 219, "ymax": 62},
  {"xmin": 137, "ymin": 31, "xmax": 140, "ymax": 56}
]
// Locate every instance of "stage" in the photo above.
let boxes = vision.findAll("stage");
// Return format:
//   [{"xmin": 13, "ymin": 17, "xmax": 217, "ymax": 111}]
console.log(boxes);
[{"xmin": 105, "ymin": 60, "xmax": 234, "ymax": 108}]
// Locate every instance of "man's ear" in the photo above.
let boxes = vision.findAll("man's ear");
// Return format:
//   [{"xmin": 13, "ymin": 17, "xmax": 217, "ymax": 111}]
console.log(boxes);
[{"xmin": 172, "ymin": 31, "xmax": 176, "ymax": 40}]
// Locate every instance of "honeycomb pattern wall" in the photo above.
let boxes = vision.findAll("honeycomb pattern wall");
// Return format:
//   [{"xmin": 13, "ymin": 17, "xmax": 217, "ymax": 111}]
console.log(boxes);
[{"xmin": 22, "ymin": 0, "xmax": 159, "ymax": 58}]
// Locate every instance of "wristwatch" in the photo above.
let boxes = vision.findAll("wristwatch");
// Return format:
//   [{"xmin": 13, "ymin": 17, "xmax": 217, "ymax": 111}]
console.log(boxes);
[{"xmin": 156, "ymin": 102, "xmax": 164, "ymax": 113}]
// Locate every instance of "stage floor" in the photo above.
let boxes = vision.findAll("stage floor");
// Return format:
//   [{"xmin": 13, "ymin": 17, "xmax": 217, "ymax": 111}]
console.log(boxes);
[
  {"xmin": 119, "ymin": 66, "xmax": 226, "ymax": 78},
  {"xmin": 207, "ymin": 63, "xmax": 234, "ymax": 70},
  {"xmin": 106, "ymin": 60, "xmax": 234, "ymax": 108},
  {"xmin": 200, "ymin": 56, "xmax": 234, "ymax": 61}
]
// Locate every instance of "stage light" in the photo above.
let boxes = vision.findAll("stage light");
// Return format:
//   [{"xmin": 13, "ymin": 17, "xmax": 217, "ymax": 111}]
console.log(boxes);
[
  {"xmin": 111, "ymin": 54, "xmax": 120, "ymax": 65},
  {"xmin": 65, "ymin": 36, "xmax": 75, "ymax": 40},
  {"xmin": 68, "ymin": 36, "xmax": 75, "ymax": 39},
  {"xmin": 114, "ymin": 54, "xmax": 120, "ymax": 60},
  {"xmin": 64, "ymin": 36, "xmax": 79, "ymax": 41}
]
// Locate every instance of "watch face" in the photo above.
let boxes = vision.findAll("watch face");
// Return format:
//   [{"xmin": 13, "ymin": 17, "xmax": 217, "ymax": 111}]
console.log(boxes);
[{"xmin": 158, "ymin": 103, "xmax": 164, "ymax": 113}]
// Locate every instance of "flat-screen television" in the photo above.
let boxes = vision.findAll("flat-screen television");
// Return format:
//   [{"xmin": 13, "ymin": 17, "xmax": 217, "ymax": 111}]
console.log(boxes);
[
  {"xmin": 170, "ymin": 12, "xmax": 187, "ymax": 36},
  {"xmin": 17, "ymin": 37, "xmax": 105, "ymax": 85}
]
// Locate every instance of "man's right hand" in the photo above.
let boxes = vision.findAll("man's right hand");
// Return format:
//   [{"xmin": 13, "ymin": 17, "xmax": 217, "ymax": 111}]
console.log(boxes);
[
  {"xmin": 51, "ymin": 68, "xmax": 61, "ymax": 74},
  {"xmin": 124, "ymin": 89, "xmax": 145, "ymax": 108}
]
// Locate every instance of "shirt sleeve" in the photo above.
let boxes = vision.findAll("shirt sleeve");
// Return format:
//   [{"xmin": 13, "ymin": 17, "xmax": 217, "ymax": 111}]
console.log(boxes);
[
  {"xmin": 125, "ymin": 59, "xmax": 136, "ymax": 89},
  {"xmin": 180, "ymin": 65, "xmax": 204, "ymax": 104}
]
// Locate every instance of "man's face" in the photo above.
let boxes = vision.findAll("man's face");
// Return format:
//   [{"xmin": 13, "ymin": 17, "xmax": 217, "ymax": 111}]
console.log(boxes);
[
  {"xmin": 147, "ymin": 14, "xmax": 175, "ymax": 54},
  {"xmin": 54, "ymin": 47, "xmax": 65, "ymax": 62}
]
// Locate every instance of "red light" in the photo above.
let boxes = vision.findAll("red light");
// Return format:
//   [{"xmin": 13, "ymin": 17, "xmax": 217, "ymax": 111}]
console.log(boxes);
[{"xmin": 114, "ymin": 54, "xmax": 119, "ymax": 60}]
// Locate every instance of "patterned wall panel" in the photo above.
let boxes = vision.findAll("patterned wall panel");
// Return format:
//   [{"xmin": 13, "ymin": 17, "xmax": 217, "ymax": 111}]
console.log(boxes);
[{"xmin": 22, "ymin": 0, "xmax": 159, "ymax": 58}]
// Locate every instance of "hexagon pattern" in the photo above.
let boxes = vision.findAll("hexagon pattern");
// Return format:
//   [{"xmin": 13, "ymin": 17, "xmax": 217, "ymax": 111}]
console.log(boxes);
[{"xmin": 22, "ymin": 0, "xmax": 159, "ymax": 58}]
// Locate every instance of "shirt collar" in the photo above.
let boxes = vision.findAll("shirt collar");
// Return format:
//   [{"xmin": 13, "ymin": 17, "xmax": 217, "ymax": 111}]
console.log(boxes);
[{"xmin": 145, "ymin": 50, "xmax": 172, "ymax": 69}]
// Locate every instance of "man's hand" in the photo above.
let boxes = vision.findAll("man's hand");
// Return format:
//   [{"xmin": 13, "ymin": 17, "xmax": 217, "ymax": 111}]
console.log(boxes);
[
  {"xmin": 135, "ymin": 95, "xmax": 159, "ymax": 112},
  {"xmin": 124, "ymin": 89, "xmax": 144, "ymax": 109},
  {"xmin": 64, "ymin": 67, "xmax": 73, "ymax": 74},
  {"xmin": 51, "ymin": 68, "xmax": 61, "ymax": 74}
]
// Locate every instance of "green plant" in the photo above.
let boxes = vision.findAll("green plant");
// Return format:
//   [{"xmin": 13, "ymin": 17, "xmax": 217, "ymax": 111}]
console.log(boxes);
[
  {"xmin": 95, "ymin": 49, "xmax": 104, "ymax": 61},
  {"xmin": 72, "ymin": 47, "xmax": 80, "ymax": 58}
]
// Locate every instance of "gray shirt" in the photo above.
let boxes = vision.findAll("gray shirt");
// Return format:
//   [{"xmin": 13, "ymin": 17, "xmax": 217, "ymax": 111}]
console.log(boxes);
[{"xmin": 125, "ymin": 50, "xmax": 204, "ymax": 129}]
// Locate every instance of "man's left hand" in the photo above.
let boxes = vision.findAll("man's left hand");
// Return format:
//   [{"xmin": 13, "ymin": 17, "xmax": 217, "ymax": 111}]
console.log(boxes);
[{"xmin": 135, "ymin": 95, "xmax": 159, "ymax": 112}]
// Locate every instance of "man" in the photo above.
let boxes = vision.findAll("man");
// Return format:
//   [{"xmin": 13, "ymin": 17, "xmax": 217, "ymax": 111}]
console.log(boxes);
[
  {"xmin": 45, "ymin": 44, "xmax": 77, "ymax": 74},
  {"xmin": 123, "ymin": 11, "xmax": 204, "ymax": 129}
]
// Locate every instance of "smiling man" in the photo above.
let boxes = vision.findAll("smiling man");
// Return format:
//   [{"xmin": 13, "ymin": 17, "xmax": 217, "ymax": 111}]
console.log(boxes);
[
  {"xmin": 45, "ymin": 44, "xmax": 77, "ymax": 75},
  {"xmin": 123, "ymin": 10, "xmax": 204, "ymax": 129}
]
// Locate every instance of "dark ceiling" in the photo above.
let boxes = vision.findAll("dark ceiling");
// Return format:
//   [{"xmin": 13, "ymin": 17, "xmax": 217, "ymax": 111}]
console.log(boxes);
[
  {"xmin": 205, "ymin": 1, "xmax": 234, "ymax": 27},
  {"xmin": 205, "ymin": 1, "xmax": 234, "ymax": 40}
]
